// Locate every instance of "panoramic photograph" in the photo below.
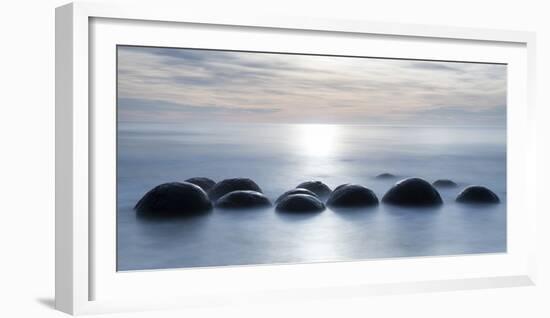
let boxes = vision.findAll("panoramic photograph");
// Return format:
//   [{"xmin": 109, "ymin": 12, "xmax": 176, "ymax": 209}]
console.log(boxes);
[{"xmin": 116, "ymin": 45, "xmax": 507, "ymax": 271}]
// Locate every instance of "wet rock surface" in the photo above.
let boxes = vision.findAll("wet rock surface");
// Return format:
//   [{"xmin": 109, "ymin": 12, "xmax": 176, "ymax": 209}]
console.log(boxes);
[
  {"xmin": 456, "ymin": 186, "xmax": 500, "ymax": 204},
  {"xmin": 382, "ymin": 177, "xmax": 443, "ymax": 206},
  {"xmin": 296, "ymin": 181, "xmax": 332, "ymax": 200},
  {"xmin": 208, "ymin": 178, "xmax": 263, "ymax": 201},
  {"xmin": 276, "ymin": 194, "xmax": 325, "ymax": 212},
  {"xmin": 185, "ymin": 177, "xmax": 216, "ymax": 191},
  {"xmin": 135, "ymin": 182, "xmax": 212, "ymax": 216},
  {"xmin": 432, "ymin": 179, "xmax": 458, "ymax": 188},
  {"xmin": 275, "ymin": 188, "xmax": 318, "ymax": 204},
  {"xmin": 333, "ymin": 183, "xmax": 350, "ymax": 192},
  {"xmin": 216, "ymin": 190, "xmax": 271, "ymax": 209},
  {"xmin": 327, "ymin": 184, "xmax": 379, "ymax": 208}
]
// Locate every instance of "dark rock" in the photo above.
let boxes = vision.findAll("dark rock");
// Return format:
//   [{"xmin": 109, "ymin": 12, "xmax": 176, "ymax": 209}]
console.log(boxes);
[
  {"xmin": 276, "ymin": 194, "xmax": 325, "ymax": 212},
  {"xmin": 382, "ymin": 177, "xmax": 443, "ymax": 206},
  {"xmin": 327, "ymin": 184, "xmax": 379, "ymax": 207},
  {"xmin": 134, "ymin": 182, "xmax": 212, "ymax": 216},
  {"xmin": 296, "ymin": 181, "xmax": 332, "ymax": 199},
  {"xmin": 456, "ymin": 186, "xmax": 500, "ymax": 204},
  {"xmin": 208, "ymin": 178, "xmax": 263, "ymax": 201},
  {"xmin": 185, "ymin": 177, "xmax": 216, "ymax": 191},
  {"xmin": 432, "ymin": 179, "xmax": 458, "ymax": 188},
  {"xmin": 333, "ymin": 183, "xmax": 350, "ymax": 192},
  {"xmin": 216, "ymin": 190, "xmax": 271, "ymax": 209},
  {"xmin": 275, "ymin": 188, "xmax": 318, "ymax": 204},
  {"xmin": 376, "ymin": 173, "xmax": 396, "ymax": 179}
]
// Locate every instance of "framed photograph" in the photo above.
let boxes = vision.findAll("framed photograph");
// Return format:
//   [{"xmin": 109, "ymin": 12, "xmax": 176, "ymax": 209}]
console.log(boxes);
[{"xmin": 56, "ymin": 2, "xmax": 538, "ymax": 315}]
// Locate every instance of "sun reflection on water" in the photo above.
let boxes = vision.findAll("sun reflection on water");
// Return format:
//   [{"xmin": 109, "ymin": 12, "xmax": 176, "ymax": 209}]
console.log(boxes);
[{"xmin": 295, "ymin": 124, "xmax": 340, "ymax": 158}]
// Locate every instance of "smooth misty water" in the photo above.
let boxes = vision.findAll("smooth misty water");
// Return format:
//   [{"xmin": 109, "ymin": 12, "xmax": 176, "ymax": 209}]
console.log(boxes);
[{"xmin": 117, "ymin": 123, "xmax": 506, "ymax": 271}]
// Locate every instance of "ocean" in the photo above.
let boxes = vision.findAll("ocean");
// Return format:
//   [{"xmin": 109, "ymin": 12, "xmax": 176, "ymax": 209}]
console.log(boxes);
[{"xmin": 116, "ymin": 122, "xmax": 506, "ymax": 271}]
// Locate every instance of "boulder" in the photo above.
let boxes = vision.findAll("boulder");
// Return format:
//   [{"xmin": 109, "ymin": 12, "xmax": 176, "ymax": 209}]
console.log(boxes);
[
  {"xmin": 208, "ymin": 178, "xmax": 263, "ymax": 201},
  {"xmin": 376, "ymin": 173, "xmax": 396, "ymax": 179},
  {"xmin": 276, "ymin": 194, "xmax": 325, "ymax": 212},
  {"xmin": 134, "ymin": 182, "xmax": 212, "ymax": 216},
  {"xmin": 327, "ymin": 184, "xmax": 379, "ymax": 207},
  {"xmin": 333, "ymin": 183, "xmax": 350, "ymax": 192},
  {"xmin": 296, "ymin": 181, "xmax": 332, "ymax": 199},
  {"xmin": 456, "ymin": 186, "xmax": 500, "ymax": 204},
  {"xmin": 275, "ymin": 188, "xmax": 318, "ymax": 204},
  {"xmin": 216, "ymin": 190, "xmax": 271, "ymax": 209},
  {"xmin": 432, "ymin": 179, "xmax": 458, "ymax": 188},
  {"xmin": 185, "ymin": 177, "xmax": 216, "ymax": 191},
  {"xmin": 382, "ymin": 177, "xmax": 443, "ymax": 206}
]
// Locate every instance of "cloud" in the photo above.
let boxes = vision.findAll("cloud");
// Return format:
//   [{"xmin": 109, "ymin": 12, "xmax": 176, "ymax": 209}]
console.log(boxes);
[
  {"xmin": 408, "ymin": 61, "xmax": 471, "ymax": 73},
  {"xmin": 118, "ymin": 97, "xmax": 280, "ymax": 122},
  {"xmin": 409, "ymin": 104, "xmax": 506, "ymax": 126},
  {"xmin": 117, "ymin": 46, "xmax": 506, "ymax": 126}
]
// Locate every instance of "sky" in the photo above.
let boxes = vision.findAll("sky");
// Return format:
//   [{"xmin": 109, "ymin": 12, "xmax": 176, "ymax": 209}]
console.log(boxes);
[{"xmin": 117, "ymin": 46, "xmax": 507, "ymax": 127}]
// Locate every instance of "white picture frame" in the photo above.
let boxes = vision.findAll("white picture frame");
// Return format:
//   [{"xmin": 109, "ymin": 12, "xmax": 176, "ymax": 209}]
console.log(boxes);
[{"xmin": 55, "ymin": 1, "xmax": 538, "ymax": 315}]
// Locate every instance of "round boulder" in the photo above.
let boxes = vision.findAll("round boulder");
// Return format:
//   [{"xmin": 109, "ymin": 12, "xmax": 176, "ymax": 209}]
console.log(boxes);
[
  {"xmin": 333, "ymin": 183, "xmax": 350, "ymax": 192},
  {"xmin": 275, "ymin": 188, "xmax": 318, "ymax": 204},
  {"xmin": 456, "ymin": 186, "xmax": 500, "ymax": 204},
  {"xmin": 376, "ymin": 173, "xmax": 396, "ymax": 179},
  {"xmin": 327, "ymin": 184, "xmax": 379, "ymax": 208},
  {"xmin": 382, "ymin": 177, "xmax": 443, "ymax": 206},
  {"xmin": 216, "ymin": 190, "xmax": 271, "ymax": 209},
  {"xmin": 276, "ymin": 194, "xmax": 325, "ymax": 213},
  {"xmin": 185, "ymin": 177, "xmax": 216, "ymax": 191},
  {"xmin": 208, "ymin": 178, "xmax": 263, "ymax": 201},
  {"xmin": 432, "ymin": 179, "xmax": 458, "ymax": 188},
  {"xmin": 296, "ymin": 181, "xmax": 332, "ymax": 199},
  {"xmin": 134, "ymin": 182, "xmax": 212, "ymax": 216}
]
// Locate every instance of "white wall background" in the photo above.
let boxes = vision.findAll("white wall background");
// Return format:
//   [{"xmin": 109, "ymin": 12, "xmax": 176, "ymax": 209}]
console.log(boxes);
[{"xmin": 0, "ymin": 0, "xmax": 548, "ymax": 317}]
